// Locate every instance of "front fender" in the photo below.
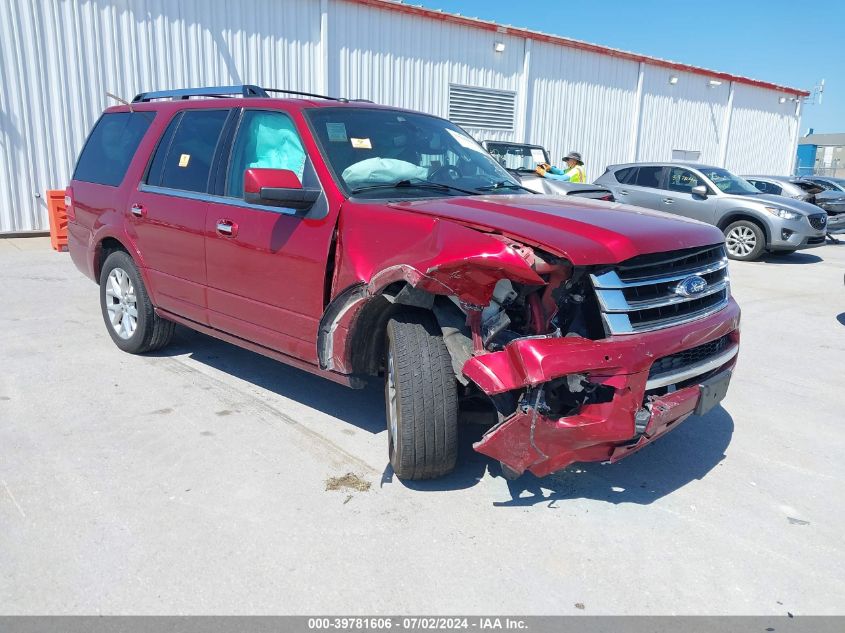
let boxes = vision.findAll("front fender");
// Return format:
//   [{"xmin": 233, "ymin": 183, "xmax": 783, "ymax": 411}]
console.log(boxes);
[{"xmin": 318, "ymin": 201, "xmax": 546, "ymax": 373}]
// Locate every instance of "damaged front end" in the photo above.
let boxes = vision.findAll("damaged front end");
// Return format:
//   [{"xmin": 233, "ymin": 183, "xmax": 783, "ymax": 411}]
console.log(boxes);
[
  {"xmin": 323, "ymin": 219, "xmax": 740, "ymax": 479},
  {"xmin": 461, "ymin": 243, "xmax": 741, "ymax": 478}
]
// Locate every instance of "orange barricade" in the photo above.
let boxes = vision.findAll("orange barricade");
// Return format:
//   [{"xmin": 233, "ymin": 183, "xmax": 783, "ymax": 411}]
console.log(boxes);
[{"xmin": 46, "ymin": 190, "xmax": 68, "ymax": 252}]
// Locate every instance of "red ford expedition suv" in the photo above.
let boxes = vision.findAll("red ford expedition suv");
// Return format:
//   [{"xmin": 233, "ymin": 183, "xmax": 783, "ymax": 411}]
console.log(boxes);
[{"xmin": 67, "ymin": 85, "xmax": 740, "ymax": 480}]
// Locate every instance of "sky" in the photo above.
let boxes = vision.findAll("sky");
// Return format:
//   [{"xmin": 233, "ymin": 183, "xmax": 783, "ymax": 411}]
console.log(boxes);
[{"xmin": 414, "ymin": 0, "xmax": 843, "ymax": 134}]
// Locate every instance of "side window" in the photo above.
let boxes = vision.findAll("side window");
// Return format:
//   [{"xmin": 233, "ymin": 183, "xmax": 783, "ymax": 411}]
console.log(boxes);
[
  {"xmin": 746, "ymin": 179, "xmax": 763, "ymax": 192},
  {"xmin": 73, "ymin": 112, "xmax": 155, "ymax": 186},
  {"xmin": 667, "ymin": 167, "xmax": 701, "ymax": 193},
  {"xmin": 634, "ymin": 166, "xmax": 665, "ymax": 189},
  {"xmin": 149, "ymin": 110, "xmax": 229, "ymax": 193},
  {"xmin": 614, "ymin": 167, "xmax": 635, "ymax": 183},
  {"xmin": 227, "ymin": 111, "xmax": 306, "ymax": 198}
]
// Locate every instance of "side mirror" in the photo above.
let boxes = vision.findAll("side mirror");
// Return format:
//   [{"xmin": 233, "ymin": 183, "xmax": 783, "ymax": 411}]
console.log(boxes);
[
  {"xmin": 691, "ymin": 185, "xmax": 709, "ymax": 198},
  {"xmin": 243, "ymin": 168, "xmax": 320, "ymax": 210}
]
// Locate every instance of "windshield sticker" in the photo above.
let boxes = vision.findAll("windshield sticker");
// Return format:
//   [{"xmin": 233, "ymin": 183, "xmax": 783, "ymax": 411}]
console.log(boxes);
[
  {"xmin": 178, "ymin": 153, "xmax": 191, "ymax": 167},
  {"xmin": 530, "ymin": 149, "xmax": 546, "ymax": 163},
  {"xmin": 445, "ymin": 128, "xmax": 483, "ymax": 153},
  {"xmin": 326, "ymin": 122, "xmax": 348, "ymax": 142},
  {"xmin": 350, "ymin": 137, "xmax": 372, "ymax": 149}
]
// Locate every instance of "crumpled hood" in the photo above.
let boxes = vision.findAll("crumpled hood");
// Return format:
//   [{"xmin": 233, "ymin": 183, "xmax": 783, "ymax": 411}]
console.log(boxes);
[{"xmin": 388, "ymin": 194, "xmax": 724, "ymax": 265}]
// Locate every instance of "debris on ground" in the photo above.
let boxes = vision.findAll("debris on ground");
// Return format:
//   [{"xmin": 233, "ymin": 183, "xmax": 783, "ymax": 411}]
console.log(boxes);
[{"xmin": 325, "ymin": 473, "xmax": 371, "ymax": 493}]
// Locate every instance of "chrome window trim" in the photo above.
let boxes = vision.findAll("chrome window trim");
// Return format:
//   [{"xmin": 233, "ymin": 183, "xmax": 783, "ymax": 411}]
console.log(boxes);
[
  {"xmin": 137, "ymin": 183, "xmax": 301, "ymax": 216},
  {"xmin": 645, "ymin": 343, "xmax": 738, "ymax": 390}
]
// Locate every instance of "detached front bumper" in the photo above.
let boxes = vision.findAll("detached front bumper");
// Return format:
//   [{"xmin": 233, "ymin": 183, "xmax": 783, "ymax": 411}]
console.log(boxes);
[{"xmin": 463, "ymin": 299, "xmax": 741, "ymax": 477}]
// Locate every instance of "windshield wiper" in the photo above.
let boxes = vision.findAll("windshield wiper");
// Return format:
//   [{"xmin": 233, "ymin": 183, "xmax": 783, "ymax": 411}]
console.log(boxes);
[
  {"xmin": 350, "ymin": 178, "xmax": 478, "ymax": 196},
  {"xmin": 474, "ymin": 180, "xmax": 535, "ymax": 193}
]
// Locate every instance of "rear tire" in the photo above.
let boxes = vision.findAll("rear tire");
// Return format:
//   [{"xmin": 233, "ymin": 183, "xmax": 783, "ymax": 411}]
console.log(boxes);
[
  {"xmin": 724, "ymin": 220, "xmax": 765, "ymax": 261},
  {"xmin": 99, "ymin": 250, "xmax": 174, "ymax": 354},
  {"xmin": 384, "ymin": 311, "xmax": 458, "ymax": 480}
]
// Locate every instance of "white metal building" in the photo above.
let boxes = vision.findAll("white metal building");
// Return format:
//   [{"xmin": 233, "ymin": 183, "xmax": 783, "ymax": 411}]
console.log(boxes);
[{"xmin": 0, "ymin": 0, "xmax": 809, "ymax": 233}]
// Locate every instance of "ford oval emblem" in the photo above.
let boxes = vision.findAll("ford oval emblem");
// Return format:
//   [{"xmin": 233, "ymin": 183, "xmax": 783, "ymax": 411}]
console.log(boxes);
[{"xmin": 675, "ymin": 275, "xmax": 708, "ymax": 297}]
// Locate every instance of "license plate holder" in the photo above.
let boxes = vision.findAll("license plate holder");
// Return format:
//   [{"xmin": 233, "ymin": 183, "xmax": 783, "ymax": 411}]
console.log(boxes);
[{"xmin": 695, "ymin": 369, "xmax": 732, "ymax": 416}]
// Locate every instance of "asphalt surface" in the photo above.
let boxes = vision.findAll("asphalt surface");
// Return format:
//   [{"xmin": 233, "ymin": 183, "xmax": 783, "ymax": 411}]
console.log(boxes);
[{"xmin": 1, "ymin": 237, "xmax": 843, "ymax": 615}]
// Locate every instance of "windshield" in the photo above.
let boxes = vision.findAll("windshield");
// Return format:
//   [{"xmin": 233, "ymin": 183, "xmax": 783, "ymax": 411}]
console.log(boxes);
[
  {"xmin": 699, "ymin": 168, "xmax": 761, "ymax": 195},
  {"xmin": 485, "ymin": 142, "xmax": 549, "ymax": 171},
  {"xmin": 306, "ymin": 108, "xmax": 522, "ymax": 198}
]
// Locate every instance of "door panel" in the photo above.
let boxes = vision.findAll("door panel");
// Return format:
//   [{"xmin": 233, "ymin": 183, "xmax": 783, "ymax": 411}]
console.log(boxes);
[
  {"xmin": 128, "ymin": 189, "xmax": 208, "ymax": 323},
  {"xmin": 127, "ymin": 108, "xmax": 231, "ymax": 324},
  {"xmin": 623, "ymin": 166, "xmax": 666, "ymax": 210},
  {"xmin": 204, "ymin": 109, "xmax": 336, "ymax": 363},
  {"xmin": 204, "ymin": 206, "xmax": 332, "ymax": 362},
  {"xmin": 663, "ymin": 167, "xmax": 716, "ymax": 223}
]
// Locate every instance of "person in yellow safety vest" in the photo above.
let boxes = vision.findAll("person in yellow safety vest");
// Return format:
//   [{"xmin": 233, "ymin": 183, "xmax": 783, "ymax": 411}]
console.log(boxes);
[{"xmin": 536, "ymin": 151, "xmax": 586, "ymax": 183}]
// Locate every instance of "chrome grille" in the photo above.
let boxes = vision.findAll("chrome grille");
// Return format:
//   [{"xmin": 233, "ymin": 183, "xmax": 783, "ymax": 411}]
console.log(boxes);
[
  {"xmin": 590, "ymin": 244, "xmax": 730, "ymax": 335},
  {"xmin": 808, "ymin": 213, "xmax": 827, "ymax": 230}
]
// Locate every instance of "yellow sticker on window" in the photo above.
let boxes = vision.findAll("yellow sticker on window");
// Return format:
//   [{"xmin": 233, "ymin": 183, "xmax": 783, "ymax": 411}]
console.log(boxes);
[
  {"xmin": 178, "ymin": 153, "xmax": 191, "ymax": 167},
  {"xmin": 350, "ymin": 138, "xmax": 372, "ymax": 149}
]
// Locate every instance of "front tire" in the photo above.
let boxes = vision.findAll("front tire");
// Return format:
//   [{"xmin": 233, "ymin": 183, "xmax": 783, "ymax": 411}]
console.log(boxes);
[
  {"xmin": 99, "ymin": 250, "xmax": 174, "ymax": 354},
  {"xmin": 724, "ymin": 220, "xmax": 765, "ymax": 261},
  {"xmin": 384, "ymin": 312, "xmax": 458, "ymax": 480}
]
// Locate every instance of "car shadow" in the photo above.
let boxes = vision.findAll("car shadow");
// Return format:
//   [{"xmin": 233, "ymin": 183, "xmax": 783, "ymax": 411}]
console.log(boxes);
[
  {"xmin": 151, "ymin": 326, "xmax": 733, "ymax": 505},
  {"xmin": 149, "ymin": 326, "xmax": 386, "ymax": 434},
  {"xmin": 837, "ymin": 313, "xmax": 845, "ymax": 327},
  {"xmin": 399, "ymin": 406, "xmax": 734, "ymax": 507},
  {"xmin": 756, "ymin": 252, "xmax": 823, "ymax": 264}
]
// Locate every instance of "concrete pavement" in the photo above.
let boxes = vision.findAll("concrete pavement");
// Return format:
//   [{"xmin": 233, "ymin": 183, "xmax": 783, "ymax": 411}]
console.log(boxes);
[{"xmin": 1, "ymin": 237, "xmax": 843, "ymax": 614}]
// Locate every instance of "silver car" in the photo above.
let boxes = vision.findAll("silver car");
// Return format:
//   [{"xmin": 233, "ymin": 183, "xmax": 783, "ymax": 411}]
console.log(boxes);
[
  {"xmin": 595, "ymin": 163, "xmax": 827, "ymax": 260},
  {"xmin": 743, "ymin": 174, "xmax": 845, "ymax": 231}
]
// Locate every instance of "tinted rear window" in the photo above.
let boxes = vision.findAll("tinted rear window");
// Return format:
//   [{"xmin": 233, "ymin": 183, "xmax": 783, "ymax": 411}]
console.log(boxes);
[
  {"xmin": 148, "ymin": 110, "xmax": 230, "ymax": 193},
  {"xmin": 614, "ymin": 167, "xmax": 636, "ymax": 183},
  {"xmin": 634, "ymin": 166, "xmax": 665, "ymax": 189},
  {"xmin": 73, "ymin": 112, "xmax": 155, "ymax": 186}
]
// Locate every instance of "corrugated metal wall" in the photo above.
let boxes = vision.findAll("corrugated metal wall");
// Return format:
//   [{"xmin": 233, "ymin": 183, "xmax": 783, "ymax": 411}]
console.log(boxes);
[
  {"xmin": 328, "ymin": 0, "xmax": 524, "ymax": 144},
  {"xmin": 637, "ymin": 67, "xmax": 730, "ymax": 166},
  {"xmin": 0, "ymin": 0, "xmax": 321, "ymax": 232},
  {"xmin": 0, "ymin": 0, "xmax": 803, "ymax": 232},
  {"xmin": 725, "ymin": 84, "xmax": 799, "ymax": 176},
  {"xmin": 529, "ymin": 41, "xmax": 640, "ymax": 182}
]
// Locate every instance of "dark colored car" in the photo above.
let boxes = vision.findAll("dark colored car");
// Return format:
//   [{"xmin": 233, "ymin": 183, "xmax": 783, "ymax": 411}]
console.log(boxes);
[
  {"xmin": 67, "ymin": 85, "xmax": 740, "ymax": 481},
  {"xmin": 804, "ymin": 176, "xmax": 845, "ymax": 234}
]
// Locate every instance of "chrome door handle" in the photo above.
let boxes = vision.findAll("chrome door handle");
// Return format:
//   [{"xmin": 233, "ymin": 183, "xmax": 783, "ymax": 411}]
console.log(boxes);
[
  {"xmin": 216, "ymin": 219, "xmax": 237, "ymax": 237},
  {"xmin": 130, "ymin": 203, "xmax": 146, "ymax": 218},
  {"xmin": 618, "ymin": 190, "xmax": 628, "ymax": 195},
  {"xmin": 662, "ymin": 198, "xmax": 674, "ymax": 204}
]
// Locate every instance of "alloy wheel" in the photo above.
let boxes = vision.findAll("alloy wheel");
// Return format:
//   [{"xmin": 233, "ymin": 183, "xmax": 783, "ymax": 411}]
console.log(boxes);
[
  {"xmin": 105, "ymin": 267, "xmax": 138, "ymax": 339},
  {"xmin": 725, "ymin": 225, "xmax": 757, "ymax": 257}
]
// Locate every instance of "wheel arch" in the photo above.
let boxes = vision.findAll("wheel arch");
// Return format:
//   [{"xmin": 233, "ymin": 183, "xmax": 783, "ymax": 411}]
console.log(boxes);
[
  {"xmin": 318, "ymin": 279, "xmax": 437, "ymax": 377},
  {"xmin": 717, "ymin": 211, "xmax": 771, "ymax": 246}
]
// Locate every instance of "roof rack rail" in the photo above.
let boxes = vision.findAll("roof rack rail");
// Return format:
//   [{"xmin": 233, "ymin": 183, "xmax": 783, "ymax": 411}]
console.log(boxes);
[
  {"xmin": 263, "ymin": 88, "xmax": 347, "ymax": 102},
  {"xmin": 131, "ymin": 84, "xmax": 375, "ymax": 104},
  {"xmin": 132, "ymin": 85, "xmax": 269, "ymax": 103}
]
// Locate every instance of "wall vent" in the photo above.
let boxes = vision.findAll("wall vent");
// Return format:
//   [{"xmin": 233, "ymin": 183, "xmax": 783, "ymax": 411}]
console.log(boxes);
[{"xmin": 448, "ymin": 84, "xmax": 516, "ymax": 131}]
